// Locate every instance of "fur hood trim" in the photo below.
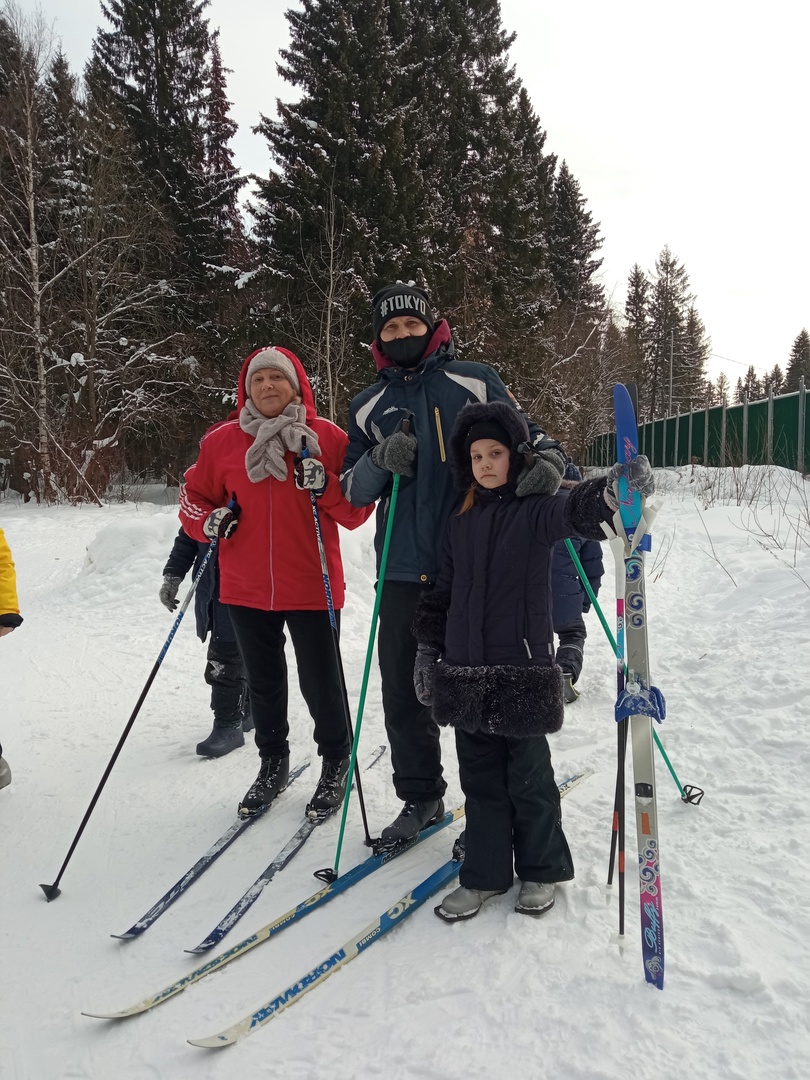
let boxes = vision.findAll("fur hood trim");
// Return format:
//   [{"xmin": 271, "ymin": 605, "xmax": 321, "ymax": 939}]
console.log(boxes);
[{"xmin": 432, "ymin": 661, "xmax": 564, "ymax": 738}]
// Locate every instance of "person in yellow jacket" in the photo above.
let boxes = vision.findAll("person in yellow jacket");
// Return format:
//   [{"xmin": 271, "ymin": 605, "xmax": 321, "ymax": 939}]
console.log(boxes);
[{"xmin": 0, "ymin": 526, "xmax": 23, "ymax": 789}]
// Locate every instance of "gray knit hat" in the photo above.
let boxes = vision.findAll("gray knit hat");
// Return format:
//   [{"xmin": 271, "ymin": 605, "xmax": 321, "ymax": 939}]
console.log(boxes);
[{"xmin": 245, "ymin": 348, "xmax": 300, "ymax": 394}]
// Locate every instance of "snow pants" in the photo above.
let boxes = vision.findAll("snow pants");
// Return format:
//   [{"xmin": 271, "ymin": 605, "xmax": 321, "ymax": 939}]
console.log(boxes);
[
  {"xmin": 204, "ymin": 638, "xmax": 248, "ymax": 728},
  {"xmin": 377, "ymin": 581, "xmax": 446, "ymax": 803},
  {"xmin": 228, "ymin": 605, "xmax": 350, "ymax": 762},
  {"xmin": 455, "ymin": 727, "xmax": 574, "ymax": 891},
  {"xmin": 554, "ymin": 615, "xmax": 587, "ymax": 682}
]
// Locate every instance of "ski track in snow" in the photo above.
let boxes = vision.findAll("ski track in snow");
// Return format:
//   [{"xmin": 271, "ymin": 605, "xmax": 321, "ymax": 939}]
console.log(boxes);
[{"xmin": 1, "ymin": 466, "xmax": 809, "ymax": 1080}]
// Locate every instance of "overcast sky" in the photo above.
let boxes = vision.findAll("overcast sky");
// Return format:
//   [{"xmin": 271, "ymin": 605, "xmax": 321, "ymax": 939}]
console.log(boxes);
[{"xmin": 50, "ymin": 0, "xmax": 810, "ymax": 385}]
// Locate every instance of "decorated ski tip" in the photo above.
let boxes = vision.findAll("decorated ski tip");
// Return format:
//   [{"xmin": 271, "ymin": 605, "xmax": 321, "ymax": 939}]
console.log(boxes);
[{"xmin": 39, "ymin": 882, "xmax": 61, "ymax": 902}]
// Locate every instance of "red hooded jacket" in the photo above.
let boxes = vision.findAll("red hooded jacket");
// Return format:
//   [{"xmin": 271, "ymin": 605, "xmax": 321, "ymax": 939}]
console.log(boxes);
[{"xmin": 179, "ymin": 347, "xmax": 372, "ymax": 611}]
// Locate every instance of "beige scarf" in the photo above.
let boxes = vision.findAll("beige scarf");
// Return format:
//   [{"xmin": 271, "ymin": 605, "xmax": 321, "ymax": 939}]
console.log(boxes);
[{"xmin": 240, "ymin": 400, "xmax": 321, "ymax": 483}]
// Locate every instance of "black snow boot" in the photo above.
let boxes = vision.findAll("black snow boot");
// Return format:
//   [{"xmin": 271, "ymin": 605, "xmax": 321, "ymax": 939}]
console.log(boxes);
[
  {"xmin": 380, "ymin": 799, "xmax": 445, "ymax": 846},
  {"xmin": 238, "ymin": 754, "xmax": 290, "ymax": 817},
  {"xmin": 306, "ymin": 757, "xmax": 350, "ymax": 819},
  {"xmin": 196, "ymin": 723, "xmax": 245, "ymax": 758}
]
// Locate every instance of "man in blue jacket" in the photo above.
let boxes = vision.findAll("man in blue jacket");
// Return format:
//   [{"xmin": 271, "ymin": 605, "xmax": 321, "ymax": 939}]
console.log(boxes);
[
  {"xmin": 341, "ymin": 281, "xmax": 566, "ymax": 844},
  {"xmin": 160, "ymin": 528, "xmax": 252, "ymax": 757},
  {"xmin": 552, "ymin": 461, "xmax": 604, "ymax": 702}
]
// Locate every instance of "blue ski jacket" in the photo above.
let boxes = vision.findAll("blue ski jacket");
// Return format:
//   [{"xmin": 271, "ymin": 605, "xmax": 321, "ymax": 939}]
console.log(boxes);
[{"xmin": 340, "ymin": 321, "xmax": 550, "ymax": 585}]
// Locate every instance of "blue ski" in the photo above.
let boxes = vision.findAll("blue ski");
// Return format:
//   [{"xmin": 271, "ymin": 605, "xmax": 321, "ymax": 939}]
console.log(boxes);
[
  {"xmin": 183, "ymin": 771, "xmax": 591, "ymax": 1047},
  {"xmin": 82, "ymin": 805, "xmax": 465, "ymax": 1019}
]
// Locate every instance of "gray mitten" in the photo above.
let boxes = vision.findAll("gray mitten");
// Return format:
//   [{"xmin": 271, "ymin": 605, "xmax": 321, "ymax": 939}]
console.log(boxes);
[
  {"xmin": 413, "ymin": 644, "xmax": 440, "ymax": 706},
  {"xmin": 515, "ymin": 439, "xmax": 566, "ymax": 498},
  {"xmin": 604, "ymin": 454, "xmax": 655, "ymax": 510},
  {"xmin": 371, "ymin": 430, "xmax": 417, "ymax": 476}
]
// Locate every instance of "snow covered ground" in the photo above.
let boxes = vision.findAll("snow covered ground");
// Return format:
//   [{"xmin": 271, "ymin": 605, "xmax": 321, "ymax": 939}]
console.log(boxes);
[{"xmin": 2, "ymin": 465, "xmax": 810, "ymax": 1080}]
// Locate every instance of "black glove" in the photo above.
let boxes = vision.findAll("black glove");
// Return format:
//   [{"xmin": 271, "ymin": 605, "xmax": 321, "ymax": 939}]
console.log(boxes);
[
  {"xmin": 413, "ymin": 644, "xmax": 440, "ymax": 706},
  {"xmin": 203, "ymin": 506, "xmax": 238, "ymax": 540},
  {"xmin": 159, "ymin": 575, "xmax": 182, "ymax": 612},
  {"xmin": 295, "ymin": 456, "xmax": 327, "ymax": 496},
  {"xmin": 371, "ymin": 430, "xmax": 417, "ymax": 476},
  {"xmin": 515, "ymin": 439, "xmax": 566, "ymax": 498},
  {"xmin": 604, "ymin": 454, "xmax": 655, "ymax": 510}
]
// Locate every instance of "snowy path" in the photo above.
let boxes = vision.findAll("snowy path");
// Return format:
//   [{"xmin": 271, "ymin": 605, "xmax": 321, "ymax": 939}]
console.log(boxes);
[{"xmin": 2, "ymin": 468, "xmax": 809, "ymax": 1079}]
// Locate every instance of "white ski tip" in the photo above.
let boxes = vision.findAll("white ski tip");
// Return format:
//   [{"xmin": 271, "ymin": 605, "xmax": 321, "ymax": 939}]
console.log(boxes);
[{"xmin": 187, "ymin": 1034, "xmax": 235, "ymax": 1049}]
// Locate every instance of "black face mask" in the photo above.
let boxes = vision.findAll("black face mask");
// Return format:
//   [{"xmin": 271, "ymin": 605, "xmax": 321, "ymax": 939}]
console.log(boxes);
[{"xmin": 380, "ymin": 333, "xmax": 429, "ymax": 368}]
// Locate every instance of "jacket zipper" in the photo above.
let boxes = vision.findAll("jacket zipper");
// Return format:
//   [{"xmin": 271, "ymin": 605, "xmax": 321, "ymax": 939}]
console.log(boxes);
[{"xmin": 434, "ymin": 407, "xmax": 446, "ymax": 462}]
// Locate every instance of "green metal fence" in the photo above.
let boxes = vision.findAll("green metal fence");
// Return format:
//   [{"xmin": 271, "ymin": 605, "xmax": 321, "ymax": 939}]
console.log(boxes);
[{"xmin": 585, "ymin": 378, "xmax": 808, "ymax": 474}]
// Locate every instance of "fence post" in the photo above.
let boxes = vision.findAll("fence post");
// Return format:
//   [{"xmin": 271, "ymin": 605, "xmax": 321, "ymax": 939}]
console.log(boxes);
[
  {"xmin": 767, "ymin": 387, "xmax": 774, "ymax": 466},
  {"xmin": 704, "ymin": 405, "xmax": 710, "ymax": 466},
  {"xmin": 720, "ymin": 401, "xmax": 727, "ymax": 468},
  {"xmin": 687, "ymin": 403, "xmax": 693, "ymax": 464},
  {"xmin": 742, "ymin": 395, "xmax": 749, "ymax": 466},
  {"xmin": 674, "ymin": 406, "xmax": 680, "ymax": 467},
  {"xmin": 799, "ymin": 375, "xmax": 806, "ymax": 475}
]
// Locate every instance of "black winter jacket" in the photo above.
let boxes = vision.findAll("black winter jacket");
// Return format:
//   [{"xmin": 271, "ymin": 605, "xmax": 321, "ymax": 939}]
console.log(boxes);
[
  {"xmin": 340, "ymin": 321, "xmax": 550, "ymax": 585},
  {"xmin": 162, "ymin": 527, "xmax": 236, "ymax": 644},
  {"xmin": 552, "ymin": 463, "xmax": 604, "ymax": 629},
  {"xmin": 413, "ymin": 402, "xmax": 610, "ymax": 739}
]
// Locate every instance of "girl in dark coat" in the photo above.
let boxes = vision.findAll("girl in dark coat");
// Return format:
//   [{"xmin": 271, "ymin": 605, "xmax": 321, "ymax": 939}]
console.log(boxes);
[{"xmin": 412, "ymin": 401, "xmax": 651, "ymax": 921}]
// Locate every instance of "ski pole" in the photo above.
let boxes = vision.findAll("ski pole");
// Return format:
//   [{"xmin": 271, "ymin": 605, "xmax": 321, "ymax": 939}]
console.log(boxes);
[
  {"xmin": 563, "ymin": 538, "xmax": 704, "ymax": 805},
  {"xmin": 299, "ymin": 439, "xmax": 372, "ymax": 847},
  {"xmin": 39, "ymin": 519, "xmax": 227, "ymax": 901},
  {"xmin": 316, "ymin": 418, "xmax": 410, "ymax": 883}
]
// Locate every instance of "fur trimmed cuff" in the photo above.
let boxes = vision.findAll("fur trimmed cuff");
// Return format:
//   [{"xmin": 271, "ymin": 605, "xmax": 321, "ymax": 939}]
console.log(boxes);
[
  {"xmin": 564, "ymin": 477, "xmax": 612, "ymax": 540},
  {"xmin": 432, "ymin": 662, "xmax": 564, "ymax": 738},
  {"xmin": 411, "ymin": 590, "xmax": 451, "ymax": 651}
]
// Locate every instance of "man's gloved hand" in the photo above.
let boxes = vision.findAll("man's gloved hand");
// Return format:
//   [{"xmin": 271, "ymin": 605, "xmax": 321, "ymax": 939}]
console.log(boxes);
[
  {"xmin": 604, "ymin": 455, "xmax": 655, "ymax": 510},
  {"xmin": 413, "ymin": 644, "xmax": 441, "ymax": 706},
  {"xmin": 295, "ymin": 456, "xmax": 327, "ymax": 496},
  {"xmin": 515, "ymin": 439, "xmax": 566, "ymax": 498},
  {"xmin": 203, "ymin": 506, "xmax": 239, "ymax": 540},
  {"xmin": 159, "ymin": 575, "xmax": 182, "ymax": 612},
  {"xmin": 371, "ymin": 430, "xmax": 417, "ymax": 477}
]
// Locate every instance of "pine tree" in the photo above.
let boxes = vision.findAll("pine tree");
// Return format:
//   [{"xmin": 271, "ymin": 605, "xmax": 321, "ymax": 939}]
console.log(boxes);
[
  {"xmin": 646, "ymin": 246, "xmax": 692, "ymax": 420},
  {"xmin": 680, "ymin": 305, "xmax": 711, "ymax": 408},
  {"xmin": 762, "ymin": 364, "xmax": 785, "ymax": 396},
  {"xmin": 785, "ymin": 328, "xmax": 810, "ymax": 391},
  {"xmin": 623, "ymin": 263, "xmax": 651, "ymax": 405},
  {"xmin": 715, "ymin": 372, "xmax": 730, "ymax": 406},
  {"xmin": 547, "ymin": 160, "xmax": 604, "ymax": 310},
  {"xmin": 735, "ymin": 366, "xmax": 762, "ymax": 402},
  {"xmin": 92, "ymin": 0, "xmax": 216, "ymax": 273}
]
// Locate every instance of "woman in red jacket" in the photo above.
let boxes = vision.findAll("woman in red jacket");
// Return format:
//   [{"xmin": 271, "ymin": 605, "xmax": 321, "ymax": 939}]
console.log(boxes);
[{"xmin": 180, "ymin": 347, "xmax": 373, "ymax": 818}]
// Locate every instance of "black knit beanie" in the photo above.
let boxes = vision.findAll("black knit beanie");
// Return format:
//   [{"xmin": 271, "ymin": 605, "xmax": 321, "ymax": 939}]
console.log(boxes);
[
  {"xmin": 463, "ymin": 418, "xmax": 512, "ymax": 457},
  {"xmin": 372, "ymin": 283, "xmax": 435, "ymax": 340}
]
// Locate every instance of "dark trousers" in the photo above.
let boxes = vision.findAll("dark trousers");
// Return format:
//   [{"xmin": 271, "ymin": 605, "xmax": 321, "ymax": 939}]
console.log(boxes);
[
  {"xmin": 378, "ymin": 581, "xmax": 446, "ymax": 802},
  {"xmin": 227, "ymin": 606, "xmax": 350, "ymax": 761},
  {"xmin": 555, "ymin": 615, "xmax": 587, "ymax": 682},
  {"xmin": 204, "ymin": 638, "xmax": 247, "ymax": 727},
  {"xmin": 455, "ymin": 728, "xmax": 574, "ymax": 891}
]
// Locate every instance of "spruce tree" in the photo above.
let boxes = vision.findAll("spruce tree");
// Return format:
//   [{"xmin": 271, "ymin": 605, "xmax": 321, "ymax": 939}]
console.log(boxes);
[
  {"xmin": 681, "ymin": 305, "xmax": 711, "ymax": 408},
  {"xmin": 646, "ymin": 246, "xmax": 692, "ymax": 419},
  {"xmin": 762, "ymin": 364, "xmax": 785, "ymax": 396},
  {"xmin": 785, "ymin": 328, "xmax": 810, "ymax": 391},
  {"xmin": 624, "ymin": 263, "xmax": 651, "ymax": 404},
  {"xmin": 547, "ymin": 160, "xmax": 604, "ymax": 310}
]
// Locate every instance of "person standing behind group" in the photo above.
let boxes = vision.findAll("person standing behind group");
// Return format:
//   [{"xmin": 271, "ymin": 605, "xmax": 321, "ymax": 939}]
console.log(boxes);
[
  {"xmin": 180, "ymin": 347, "xmax": 373, "ymax": 818},
  {"xmin": 410, "ymin": 401, "xmax": 654, "ymax": 921},
  {"xmin": 552, "ymin": 459, "xmax": 604, "ymax": 702},
  {"xmin": 159, "ymin": 525, "xmax": 252, "ymax": 758},
  {"xmin": 340, "ymin": 281, "xmax": 567, "ymax": 844},
  {"xmin": 0, "ymin": 526, "xmax": 23, "ymax": 789}
]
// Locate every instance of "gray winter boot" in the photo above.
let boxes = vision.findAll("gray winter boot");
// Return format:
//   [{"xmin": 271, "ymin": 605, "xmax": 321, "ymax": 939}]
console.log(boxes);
[
  {"xmin": 0, "ymin": 755, "xmax": 10, "ymax": 790},
  {"xmin": 434, "ymin": 885, "xmax": 507, "ymax": 922},
  {"xmin": 380, "ymin": 799, "xmax": 444, "ymax": 845},
  {"xmin": 515, "ymin": 881, "xmax": 555, "ymax": 917}
]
